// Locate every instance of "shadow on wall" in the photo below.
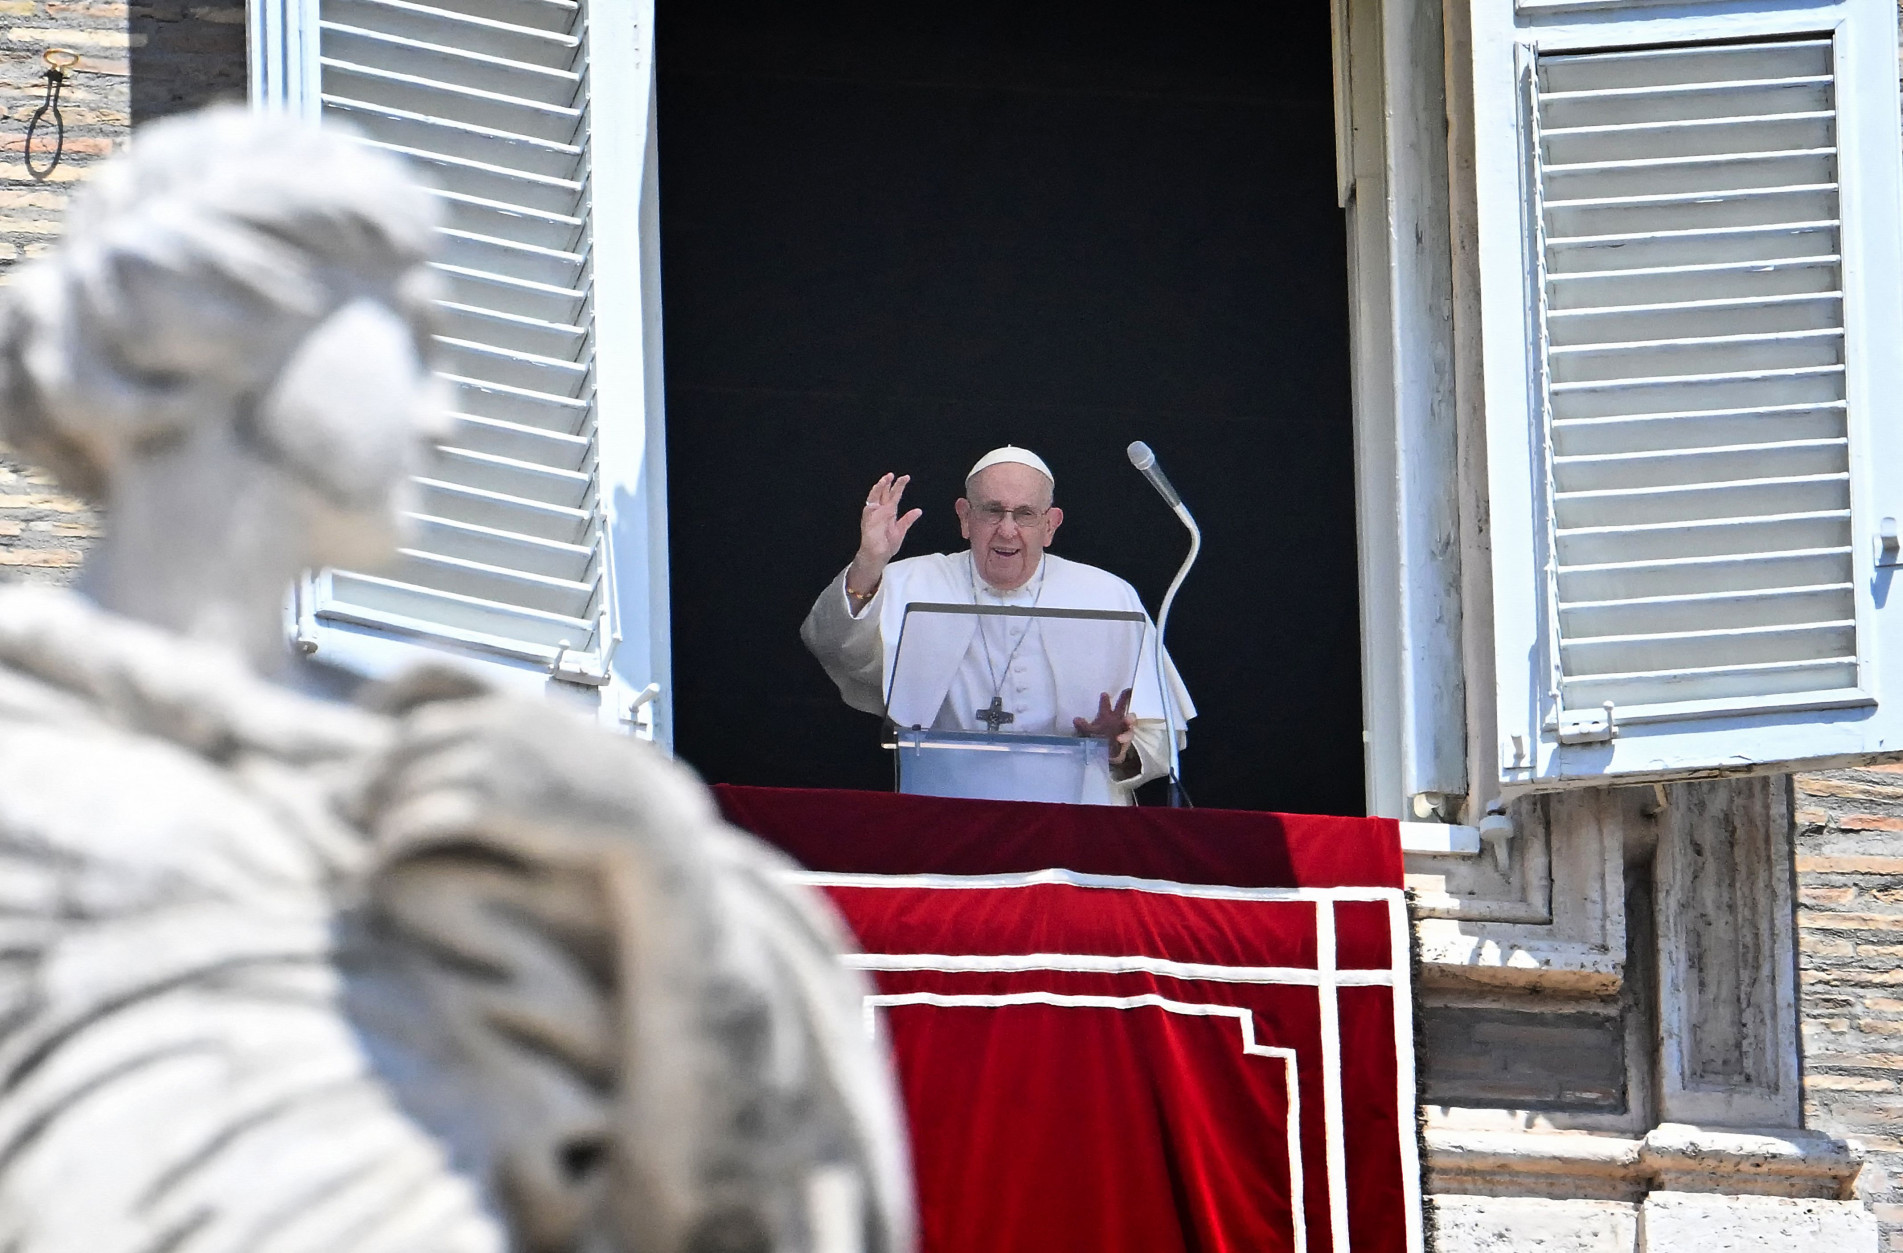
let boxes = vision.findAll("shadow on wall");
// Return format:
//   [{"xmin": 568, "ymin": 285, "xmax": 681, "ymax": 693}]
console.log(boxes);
[{"xmin": 129, "ymin": 6, "xmax": 248, "ymax": 126}]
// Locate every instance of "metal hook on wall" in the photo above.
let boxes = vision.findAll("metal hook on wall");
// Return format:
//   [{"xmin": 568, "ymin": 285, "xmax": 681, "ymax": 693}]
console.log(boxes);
[{"xmin": 25, "ymin": 48, "xmax": 77, "ymax": 182}]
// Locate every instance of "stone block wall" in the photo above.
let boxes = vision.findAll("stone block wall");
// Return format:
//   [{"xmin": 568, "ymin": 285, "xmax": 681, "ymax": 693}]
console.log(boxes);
[
  {"xmin": 0, "ymin": 4, "xmax": 241, "ymax": 582},
  {"xmin": 1795, "ymin": 768, "xmax": 1903, "ymax": 1251}
]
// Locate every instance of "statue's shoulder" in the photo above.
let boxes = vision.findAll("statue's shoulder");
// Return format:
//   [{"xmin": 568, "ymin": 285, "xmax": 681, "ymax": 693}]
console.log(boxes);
[{"xmin": 0, "ymin": 583, "xmax": 381, "ymax": 889}]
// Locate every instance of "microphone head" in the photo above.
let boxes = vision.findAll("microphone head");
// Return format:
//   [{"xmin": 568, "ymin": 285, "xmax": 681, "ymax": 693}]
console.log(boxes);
[{"xmin": 1126, "ymin": 441, "xmax": 1155, "ymax": 471}]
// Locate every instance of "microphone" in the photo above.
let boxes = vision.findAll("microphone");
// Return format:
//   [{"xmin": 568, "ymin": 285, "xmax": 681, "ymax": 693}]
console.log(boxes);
[
  {"xmin": 1126, "ymin": 441, "xmax": 1185, "ymax": 511},
  {"xmin": 1126, "ymin": 440, "xmax": 1201, "ymax": 807}
]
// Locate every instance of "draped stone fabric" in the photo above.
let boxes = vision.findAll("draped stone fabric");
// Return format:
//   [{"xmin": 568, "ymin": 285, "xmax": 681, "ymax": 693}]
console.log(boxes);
[{"xmin": 0, "ymin": 584, "xmax": 913, "ymax": 1253}]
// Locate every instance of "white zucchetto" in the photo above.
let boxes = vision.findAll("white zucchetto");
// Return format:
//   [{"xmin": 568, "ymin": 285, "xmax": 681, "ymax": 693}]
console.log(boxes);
[{"xmin": 966, "ymin": 445, "xmax": 1054, "ymax": 486}]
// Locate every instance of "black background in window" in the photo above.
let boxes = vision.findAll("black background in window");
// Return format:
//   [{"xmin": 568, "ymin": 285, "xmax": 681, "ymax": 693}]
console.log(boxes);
[{"xmin": 659, "ymin": 0, "xmax": 1364, "ymax": 814}]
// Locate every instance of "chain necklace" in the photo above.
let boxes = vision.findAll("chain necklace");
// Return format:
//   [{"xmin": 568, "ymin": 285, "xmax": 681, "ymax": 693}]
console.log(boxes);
[{"xmin": 970, "ymin": 556, "xmax": 1046, "ymax": 730}]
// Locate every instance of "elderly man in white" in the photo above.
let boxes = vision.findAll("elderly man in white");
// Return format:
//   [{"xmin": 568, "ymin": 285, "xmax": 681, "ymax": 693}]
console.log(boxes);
[{"xmin": 802, "ymin": 447, "xmax": 1195, "ymax": 803}]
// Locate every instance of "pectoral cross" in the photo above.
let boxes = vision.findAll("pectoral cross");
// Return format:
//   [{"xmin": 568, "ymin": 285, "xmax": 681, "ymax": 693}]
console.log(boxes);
[{"xmin": 977, "ymin": 696, "xmax": 1015, "ymax": 732}]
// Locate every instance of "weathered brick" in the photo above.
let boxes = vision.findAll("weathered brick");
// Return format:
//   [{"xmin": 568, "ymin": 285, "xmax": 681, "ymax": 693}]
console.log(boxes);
[
  {"xmin": 1802, "ymin": 778, "xmax": 1903, "ymax": 803},
  {"xmin": 0, "ymin": 548, "xmax": 79, "ymax": 567},
  {"xmin": 1802, "ymin": 912, "xmax": 1903, "ymax": 933},
  {"xmin": 6, "ymin": 28, "xmax": 147, "ymax": 50},
  {"xmin": 1808, "ymin": 1074, "xmax": 1894, "ymax": 1092}
]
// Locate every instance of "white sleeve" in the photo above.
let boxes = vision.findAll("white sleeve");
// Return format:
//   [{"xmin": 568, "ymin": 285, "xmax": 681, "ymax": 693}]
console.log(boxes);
[
  {"xmin": 1113, "ymin": 716, "xmax": 1174, "ymax": 794},
  {"xmin": 799, "ymin": 567, "xmax": 888, "ymax": 715}
]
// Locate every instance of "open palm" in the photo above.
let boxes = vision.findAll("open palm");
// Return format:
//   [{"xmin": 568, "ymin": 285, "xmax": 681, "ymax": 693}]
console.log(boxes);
[{"xmin": 858, "ymin": 472, "xmax": 923, "ymax": 564}]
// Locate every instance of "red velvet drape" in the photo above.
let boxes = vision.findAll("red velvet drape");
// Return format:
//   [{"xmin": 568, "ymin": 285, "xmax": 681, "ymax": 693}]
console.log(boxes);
[{"xmin": 716, "ymin": 786, "xmax": 1419, "ymax": 1253}]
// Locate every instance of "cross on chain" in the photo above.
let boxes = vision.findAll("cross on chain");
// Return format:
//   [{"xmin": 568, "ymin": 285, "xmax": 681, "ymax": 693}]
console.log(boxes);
[{"xmin": 977, "ymin": 696, "xmax": 1015, "ymax": 732}]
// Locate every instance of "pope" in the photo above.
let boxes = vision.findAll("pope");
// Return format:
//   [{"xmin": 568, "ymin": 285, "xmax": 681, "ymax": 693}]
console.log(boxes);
[{"xmin": 801, "ymin": 446, "xmax": 1195, "ymax": 802}]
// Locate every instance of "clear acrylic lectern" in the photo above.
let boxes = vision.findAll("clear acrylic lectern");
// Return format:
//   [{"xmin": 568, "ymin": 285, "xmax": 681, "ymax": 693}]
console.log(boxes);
[{"xmin": 884, "ymin": 602, "xmax": 1148, "ymax": 806}]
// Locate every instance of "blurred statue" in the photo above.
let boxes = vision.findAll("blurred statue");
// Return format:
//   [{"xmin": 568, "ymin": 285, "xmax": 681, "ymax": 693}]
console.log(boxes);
[{"xmin": 0, "ymin": 107, "xmax": 911, "ymax": 1253}]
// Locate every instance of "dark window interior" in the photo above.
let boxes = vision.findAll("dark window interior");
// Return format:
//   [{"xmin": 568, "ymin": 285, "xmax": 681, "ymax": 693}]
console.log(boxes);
[{"xmin": 659, "ymin": 1, "xmax": 1364, "ymax": 814}]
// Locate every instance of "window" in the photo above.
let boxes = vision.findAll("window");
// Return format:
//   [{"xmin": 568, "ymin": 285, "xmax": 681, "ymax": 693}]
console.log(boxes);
[
  {"xmin": 250, "ymin": 0, "xmax": 672, "ymax": 736},
  {"xmin": 1471, "ymin": 0, "xmax": 1903, "ymax": 788}
]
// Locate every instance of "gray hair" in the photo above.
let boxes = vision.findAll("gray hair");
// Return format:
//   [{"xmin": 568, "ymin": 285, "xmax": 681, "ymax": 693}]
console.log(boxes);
[{"xmin": 0, "ymin": 106, "xmax": 438, "ymax": 499}]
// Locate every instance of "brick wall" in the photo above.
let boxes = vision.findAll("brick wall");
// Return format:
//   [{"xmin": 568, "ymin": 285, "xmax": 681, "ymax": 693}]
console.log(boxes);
[
  {"xmin": 1796, "ymin": 769, "xmax": 1903, "ymax": 1249},
  {"xmin": 0, "ymin": 4, "xmax": 241, "ymax": 582}
]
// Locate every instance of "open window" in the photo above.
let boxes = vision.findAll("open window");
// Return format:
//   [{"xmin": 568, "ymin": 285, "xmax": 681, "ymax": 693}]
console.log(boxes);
[
  {"xmin": 249, "ymin": 0, "xmax": 673, "ymax": 736},
  {"xmin": 1470, "ymin": 0, "xmax": 1903, "ymax": 790}
]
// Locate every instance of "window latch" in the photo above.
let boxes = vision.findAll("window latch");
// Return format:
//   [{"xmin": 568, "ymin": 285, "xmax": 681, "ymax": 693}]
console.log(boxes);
[
  {"xmin": 1556, "ymin": 701, "xmax": 1616, "ymax": 746},
  {"xmin": 1878, "ymin": 517, "xmax": 1901, "ymax": 569}
]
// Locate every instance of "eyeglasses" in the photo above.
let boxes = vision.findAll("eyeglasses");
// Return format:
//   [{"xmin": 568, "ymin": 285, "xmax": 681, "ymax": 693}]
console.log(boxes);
[{"xmin": 972, "ymin": 502, "xmax": 1049, "ymax": 528}]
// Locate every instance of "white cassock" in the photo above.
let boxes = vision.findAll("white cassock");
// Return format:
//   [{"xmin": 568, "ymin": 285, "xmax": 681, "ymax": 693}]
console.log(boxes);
[{"xmin": 801, "ymin": 550, "xmax": 1196, "ymax": 803}]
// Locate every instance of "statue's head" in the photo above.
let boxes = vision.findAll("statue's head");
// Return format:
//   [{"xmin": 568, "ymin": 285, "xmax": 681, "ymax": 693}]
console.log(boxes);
[{"xmin": 0, "ymin": 106, "xmax": 443, "ymax": 569}]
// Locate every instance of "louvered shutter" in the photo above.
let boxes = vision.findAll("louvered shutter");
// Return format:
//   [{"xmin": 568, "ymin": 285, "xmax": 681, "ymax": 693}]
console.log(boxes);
[
  {"xmin": 254, "ymin": 0, "xmax": 669, "ymax": 725},
  {"xmin": 1472, "ymin": 0, "xmax": 1903, "ymax": 788}
]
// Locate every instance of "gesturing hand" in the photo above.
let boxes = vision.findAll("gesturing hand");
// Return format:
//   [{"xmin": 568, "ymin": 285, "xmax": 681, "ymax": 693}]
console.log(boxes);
[
  {"xmin": 1073, "ymin": 688, "xmax": 1137, "ymax": 763},
  {"xmin": 848, "ymin": 472, "xmax": 922, "ymax": 596}
]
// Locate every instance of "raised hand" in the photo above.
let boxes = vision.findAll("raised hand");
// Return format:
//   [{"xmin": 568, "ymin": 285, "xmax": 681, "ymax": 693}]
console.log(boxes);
[{"xmin": 847, "ymin": 472, "xmax": 922, "ymax": 597}]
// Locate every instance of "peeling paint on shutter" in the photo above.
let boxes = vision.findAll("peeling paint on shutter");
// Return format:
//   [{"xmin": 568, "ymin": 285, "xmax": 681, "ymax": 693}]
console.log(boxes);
[
  {"xmin": 1532, "ymin": 37, "xmax": 1860, "ymax": 721},
  {"xmin": 309, "ymin": 0, "xmax": 614, "ymax": 678}
]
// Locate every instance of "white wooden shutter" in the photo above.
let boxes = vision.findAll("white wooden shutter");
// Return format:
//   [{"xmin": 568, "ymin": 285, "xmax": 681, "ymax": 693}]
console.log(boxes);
[
  {"xmin": 253, "ymin": 0, "xmax": 671, "ymax": 726},
  {"xmin": 1472, "ymin": 0, "xmax": 1903, "ymax": 788}
]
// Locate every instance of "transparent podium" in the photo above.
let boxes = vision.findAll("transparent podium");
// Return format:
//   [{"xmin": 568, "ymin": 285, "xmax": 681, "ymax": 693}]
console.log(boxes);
[{"xmin": 884, "ymin": 602, "xmax": 1147, "ymax": 806}]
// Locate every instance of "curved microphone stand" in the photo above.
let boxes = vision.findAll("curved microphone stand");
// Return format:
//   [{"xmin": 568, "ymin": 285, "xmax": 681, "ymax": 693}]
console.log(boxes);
[{"xmin": 1127, "ymin": 442, "xmax": 1200, "ymax": 807}]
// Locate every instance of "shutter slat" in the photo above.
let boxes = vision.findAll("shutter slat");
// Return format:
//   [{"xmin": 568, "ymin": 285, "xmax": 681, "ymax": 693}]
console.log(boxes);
[
  {"xmin": 444, "ymin": 373, "xmax": 589, "ymax": 431},
  {"xmin": 404, "ymin": 513, "xmax": 593, "ymax": 581},
  {"xmin": 326, "ymin": 0, "xmax": 578, "ymax": 58},
  {"xmin": 1561, "ymin": 658, "xmax": 1859, "ymax": 711},
  {"xmin": 436, "ymin": 336, "xmax": 590, "ymax": 397},
  {"xmin": 1544, "ymin": 149, "xmax": 1836, "ymax": 201},
  {"xmin": 1550, "ymin": 365, "xmax": 1844, "ymax": 420},
  {"xmin": 415, "ymin": 474, "xmax": 590, "ymax": 544},
  {"xmin": 1548, "ymin": 291, "xmax": 1842, "ymax": 345},
  {"xmin": 1560, "ymin": 582, "xmax": 1853, "ymax": 637},
  {"xmin": 438, "ymin": 299, "xmax": 586, "ymax": 360},
  {"xmin": 1552, "ymin": 402, "xmax": 1847, "ymax": 455},
  {"xmin": 1547, "ymin": 220, "xmax": 1838, "ymax": 273},
  {"xmin": 323, "ymin": 95, "xmax": 582, "ymax": 178},
  {"xmin": 327, "ymin": 571, "xmax": 591, "ymax": 652},
  {"xmin": 1539, "ymin": 76, "xmax": 1833, "ymax": 128},
  {"xmin": 434, "ymin": 190, "xmax": 584, "ymax": 254},
  {"xmin": 1553, "ymin": 438, "xmax": 1848, "ymax": 491},
  {"xmin": 1558, "ymin": 511, "xmax": 1850, "ymax": 560},
  {"xmin": 1548, "ymin": 184, "xmax": 1836, "ymax": 237},
  {"xmin": 437, "ymin": 230, "xmax": 583, "ymax": 291},
  {"xmin": 1558, "ymin": 547, "xmax": 1851, "ymax": 603},
  {"xmin": 1553, "ymin": 472, "xmax": 1849, "ymax": 528},
  {"xmin": 446, "ymin": 413, "xmax": 590, "ymax": 469},
  {"xmin": 1549, "ymin": 254, "xmax": 1840, "ymax": 308},
  {"xmin": 432, "ymin": 445, "xmax": 592, "ymax": 508},
  {"xmin": 390, "ymin": 547, "xmax": 597, "ymax": 617},
  {"xmin": 319, "ymin": 23, "xmax": 580, "ymax": 92},
  {"xmin": 420, "ymin": 0, "xmax": 577, "ymax": 34},
  {"xmin": 321, "ymin": 61, "xmax": 580, "ymax": 142},
  {"xmin": 1549, "ymin": 327, "xmax": 1841, "ymax": 384},
  {"xmin": 1560, "ymin": 619, "xmax": 1855, "ymax": 678}
]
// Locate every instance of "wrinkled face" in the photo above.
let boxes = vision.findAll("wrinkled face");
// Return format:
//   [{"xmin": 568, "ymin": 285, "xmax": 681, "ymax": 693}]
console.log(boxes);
[
  {"xmin": 955, "ymin": 462, "xmax": 1063, "ymax": 591},
  {"xmin": 255, "ymin": 289, "xmax": 449, "ymax": 569}
]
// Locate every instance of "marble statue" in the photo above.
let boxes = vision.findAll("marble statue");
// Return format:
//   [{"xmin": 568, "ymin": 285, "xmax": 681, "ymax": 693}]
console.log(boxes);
[{"xmin": 0, "ymin": 107, "xmax": 912, "ymax": 1253}]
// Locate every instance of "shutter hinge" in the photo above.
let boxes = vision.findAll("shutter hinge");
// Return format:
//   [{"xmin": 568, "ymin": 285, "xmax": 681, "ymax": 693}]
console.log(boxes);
[
  {"xmin": 549, "ymin": 613, "xmax": 619, "ymax": 687},
  {"xmin": 1555, "ymin": 700, "xmax": 1617, "ymax": 746},
  {"xmin": 624, "ymin": 683, "xmax": 662, "ymax": 741}
]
